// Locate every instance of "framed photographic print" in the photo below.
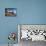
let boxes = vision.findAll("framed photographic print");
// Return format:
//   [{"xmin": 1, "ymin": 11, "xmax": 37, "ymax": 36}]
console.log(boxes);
[
  {"xmin": 18, "ymin": 24, "xmax": 46, "ymax": 41},
  {"xmin": 5, "ymin": 8, "xmax": 17, "ymax": 16}
]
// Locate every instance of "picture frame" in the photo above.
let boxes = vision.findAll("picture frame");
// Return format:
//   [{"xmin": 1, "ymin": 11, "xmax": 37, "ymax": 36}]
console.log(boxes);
[
  {"xmin": 5, "ymin": 8, "xmax": 17, "ymax": 16},
  {"xmin": 18, "ymin": 24, "xmax": 46, "ymax": 41}
]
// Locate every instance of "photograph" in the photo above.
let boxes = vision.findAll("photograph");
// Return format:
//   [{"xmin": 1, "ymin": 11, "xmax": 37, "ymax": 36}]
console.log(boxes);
[{"xmin": 5, "ymin": 8, "xmax": 17, "ymax": 16}]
